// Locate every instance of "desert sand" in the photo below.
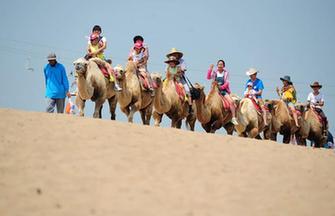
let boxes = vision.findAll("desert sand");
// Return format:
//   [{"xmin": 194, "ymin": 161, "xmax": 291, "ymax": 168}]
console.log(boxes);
[{"xmin": 0, "ymin": 108, "xmax": 334, "ymax": 216}]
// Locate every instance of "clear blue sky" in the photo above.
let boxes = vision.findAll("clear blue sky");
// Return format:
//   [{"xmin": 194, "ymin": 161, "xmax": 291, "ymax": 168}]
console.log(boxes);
[{"xmin": 0, "ymin": 0, "xmax": 334, "ymax": 134}]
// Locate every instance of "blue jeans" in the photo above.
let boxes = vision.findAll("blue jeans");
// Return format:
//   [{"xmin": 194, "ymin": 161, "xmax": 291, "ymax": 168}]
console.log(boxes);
[{"xmin": 46, "ymin": 98, "xmax": 65, "ymax": 113}]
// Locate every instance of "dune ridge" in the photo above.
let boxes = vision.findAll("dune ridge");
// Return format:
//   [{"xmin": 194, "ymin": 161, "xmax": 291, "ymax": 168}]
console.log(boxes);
[{"xmin": 0, "ymin": 108, "xmax": 334, "ymax": 216}]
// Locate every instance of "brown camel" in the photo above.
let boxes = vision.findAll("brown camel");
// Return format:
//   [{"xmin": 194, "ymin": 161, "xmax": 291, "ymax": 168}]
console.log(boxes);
[
  {"xmin": 73, "ymin": 57, "xmax": 117, "ymax": 119},
  {"xmin": 151, "ymin": 72, "xmax": 196, "ymax": 130},
  {"xmin": 295, "ymin": 105, "xmax": 328, "ymax": 147},
  {"xmin": 192, "ymin": 82, "xmax": 234, "ymax": 134},
  {"xmin": 114, "ymin": 61, "xmax": 153, "ymax": 125},
  {"xmin": 265, "ymin": 99, "xmax": 299, "ymax": 143},
  {"xmin": 235, "ymin": 98, "xmax": 272, "ymax": 139}
]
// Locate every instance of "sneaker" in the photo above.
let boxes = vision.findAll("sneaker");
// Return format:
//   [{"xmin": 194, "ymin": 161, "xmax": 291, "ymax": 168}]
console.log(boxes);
[
  {"xmin": 114, "ymin": 83, "xmax": 122, "ymax": 91},
  {"xmin": 231, "ymin": 117, "xmax": 239, "ymax": 125}
]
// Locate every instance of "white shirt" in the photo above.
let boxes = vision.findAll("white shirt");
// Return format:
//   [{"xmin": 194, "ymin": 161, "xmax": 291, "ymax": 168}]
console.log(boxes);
[{"xmin": 307, "ymin": 92, "xmax": 324, "ymax": 108}]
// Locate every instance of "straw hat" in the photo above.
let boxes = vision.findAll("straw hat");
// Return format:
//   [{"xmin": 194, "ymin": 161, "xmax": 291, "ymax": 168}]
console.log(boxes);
[
  {"xmin": 47, "ymin": 53, "xmax": 57, "ymax": 61},
  {"xmin": 310, "ymin": 81, "xmax": 322, "ymax": 89},
  {"xmin": 246, "ymin": 68, "xmax": 258, "ymax": 76},
  {"xmin": 166, "ymin": 48, "xmax": 183, "ymax": 59},
  {"xmin": 164, "ymin": 56, "xmax": 180, "ymax": 64},
  {"xmin": 280, "ymin": 75, "xmax": 293, "ymax": 84}
]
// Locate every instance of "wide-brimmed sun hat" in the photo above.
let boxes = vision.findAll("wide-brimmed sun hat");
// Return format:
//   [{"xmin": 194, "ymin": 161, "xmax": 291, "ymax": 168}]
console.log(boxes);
[
  {"xmin": 246, "ymin": 68, "xmax": 259, "ymax": 76},
  {"xmin": 47, "ymin": 53, "xmax": 57, "ymax": 61},
  {"xmin": 310, "ymin": 81, "xmax": 322, "ymax": 89},
  {"xmin": 164, "ymin": 56, "xmax": 180, "ymax": 64},
  {"xmin": 280, "ymin": 75, "xmax": 293, "ymax": 84},
  {"xmin": 166, "ymin": 48, "xmax": 183, "ymax": 58}
]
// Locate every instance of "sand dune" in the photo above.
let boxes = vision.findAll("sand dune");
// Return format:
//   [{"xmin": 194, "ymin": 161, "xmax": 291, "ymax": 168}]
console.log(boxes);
[{"xmin": 0, "ymin": 108, "xmax": 334, "ymax": 216}]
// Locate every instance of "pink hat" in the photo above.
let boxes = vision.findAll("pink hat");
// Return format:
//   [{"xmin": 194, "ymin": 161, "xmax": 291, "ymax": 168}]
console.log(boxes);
[
  {"xmin": 90, "ymin": 33, "xmax": 99, "ymax": 41},
  {"xmin": 134, "ymin": 41, "xmax": 143, "ymax": 49}
]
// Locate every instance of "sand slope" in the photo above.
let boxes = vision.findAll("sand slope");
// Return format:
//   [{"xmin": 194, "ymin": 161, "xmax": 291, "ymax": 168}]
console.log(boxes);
[{"xmin": 0, "ymin": 108, "xmax": 334, "ymax": 216}]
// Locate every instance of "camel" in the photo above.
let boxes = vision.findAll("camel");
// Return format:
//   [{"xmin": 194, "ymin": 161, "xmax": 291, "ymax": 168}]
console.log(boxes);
[
  {"xmin": 73, "ymin": 57, "xmax": 117, "ymax": 119},
  {"xmin": 150, "ymin": 72, "xmax": 196, "ymax": 130},
  {"xmin": 192, "ymin": 82, "xmax": 234, "ymax": 134},
  {"xmin": 295, "ymin": 105, "xmax": 328, "ymax": 147},
  {"xmin": 114, "ymin": 61, "xmax": 153, "ymax": 125},
  {"xmin": 265, "ymin": 99, "xmax": 299, "ymax": 143},
  {"xmin": 235, "ymin": 97, "xmax": 272, "ymax": 139}
]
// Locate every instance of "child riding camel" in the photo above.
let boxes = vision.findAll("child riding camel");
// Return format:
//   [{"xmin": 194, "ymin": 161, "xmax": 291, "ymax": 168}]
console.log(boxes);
[
  {"xmin": 128, "ymin": 35, "xmax": 154, "ymax": 93},
  {"xmin": 276, "ymin": 75, "xmax": 299, "ymax": 127},
  {"xmin": 244, "ymin": 82, "xmax": 258, "ymax": 102}
]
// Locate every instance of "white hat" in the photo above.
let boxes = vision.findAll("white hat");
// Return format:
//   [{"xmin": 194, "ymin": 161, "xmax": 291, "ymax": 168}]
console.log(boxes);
[
  {"xmin": 246, "ymin": 68, "xmax": 258, "ymax": 76},
  {"xmin": 47, "ymin": 53, "xmax": 57, "ymax": 61}
]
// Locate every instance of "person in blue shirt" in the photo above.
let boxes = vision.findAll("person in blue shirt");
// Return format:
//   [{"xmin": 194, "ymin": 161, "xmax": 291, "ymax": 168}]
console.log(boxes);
[
  {"xmin": 44, "ymin": 53, "xmax": 70, "ymax": 113},
  {"xmin": 245, "ymin": 68, "xmax": 267, "ymax": 125}
]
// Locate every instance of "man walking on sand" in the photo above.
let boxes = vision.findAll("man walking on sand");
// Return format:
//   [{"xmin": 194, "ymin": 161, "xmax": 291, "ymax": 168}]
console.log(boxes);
[{"xmin": 44, "ymin": 53, "xmax": 70, "ymax": 113}]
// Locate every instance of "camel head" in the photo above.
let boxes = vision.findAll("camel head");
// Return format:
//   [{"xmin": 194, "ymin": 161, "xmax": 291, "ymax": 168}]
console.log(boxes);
[
  {"xmin": 193, "ymin": 83, "xmax": 205, "ymax": 101},
  {"xmin": 73, "ymin": 58, "xmax": 88, "ymax": 77},
  {"xmin": 150, "ymin": 72, "xmax": 162, "ymax": 89},
  {"xmin": 295, "ymin": 102, "xmax": 307, "ymax": 113},
  {"xmin": 113, "ymin": 64, "xmax": 125, "ymax": 81}
]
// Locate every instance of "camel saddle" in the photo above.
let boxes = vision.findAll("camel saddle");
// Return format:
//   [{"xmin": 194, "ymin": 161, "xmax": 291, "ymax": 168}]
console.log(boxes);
[
  {"xmin": 312, "ymin": 108, "xmax": 328, "ymax": 126},
  {"xmin": 175, "ymin": 81, "xmax": 186, "ymax": 101},
  {"xmin": 98, "ymin": 65, "xmax": 110, "ymax": 80},
  {"xmin": 137, "ymin": 70, "xmax": 150, "ymax": 90},
  {"xmin": 218, "ymin": 94, "xmax": 231, "ymax": 111}
]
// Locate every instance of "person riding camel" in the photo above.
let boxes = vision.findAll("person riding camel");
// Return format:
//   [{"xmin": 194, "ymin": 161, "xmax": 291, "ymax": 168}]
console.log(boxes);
[
  {"xmin": 86, "ymin": 33, "xmax": 121, "ymax": 91},
  {"xmin": 307, "ymin": 81, "xmax": 328, "ymax": 133},
  {"xmin": 86, "ymin": 25, "xmax": 106, "ymax": 60},
  {"xmin": 128, "ymin": 35, "xmax": 154, "ymax": 93},
  {"xmin": 166, "ymin": 48, "xmax": 193, "ymax": 113},
  {"xmin": 245, "ymin": 68, "xmax": 268, "ymax": 126},
  {"xmin": 276, "ymin": 75, "xmax": 299, "ymax": 127},
  {"xmin": 207, "ymin": 60, "xmax": 238, "ymax": 125},
  {"xmin": 244, "ymin": 82, "xmax": 258, "ymax": 102}
]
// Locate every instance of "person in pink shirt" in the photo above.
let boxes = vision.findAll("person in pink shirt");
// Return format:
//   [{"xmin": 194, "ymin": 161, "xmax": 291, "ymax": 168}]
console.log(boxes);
[{"xmin": 207, "ymin": 60, "xmax": 238, "ymax": 125}]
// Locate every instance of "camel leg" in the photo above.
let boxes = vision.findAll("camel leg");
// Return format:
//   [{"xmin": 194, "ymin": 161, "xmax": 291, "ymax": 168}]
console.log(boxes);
[
  {"xmin": 176, "ymin": 119, "xmax": 182, "ymax": 129},
  {"xmin": 186, "ymin": 113, "xmax": 196, "ymax": 131},
  {"xmin": 75, "ymin": 97, "xmax": 85, "ymax": 117},
  {"xmin": 128, "ymin": 102, "xmax": 140, "ymax": 123},
  {"xmin": 202, "ymin": 123, "xmax": 212, "ymax": 133},
  {"xmin": 255, "ymin": 134, "xmax": 263, "ymax": 140},
  {"xmin": 153, "ymin": 111, "xmax": 163, "ymax": 127},
  {"xmin": 210, "ymin": 120, "xmax": 222, "ymax": 133},
  {"xmin": 121, "ymin": 106, "xmax": 130, "ymax": 119},
  {"xmin": 99, "ymin": 105, "xmax": 103, "ymax": 118},
  {"xmin": 223, "ymin": 123, "xmax": 235, "ymax": 135},
  {"xmin": 143, "ymin": 104, "xmax": 153, "ymax": 125},
  {"xmin": 107, "ymin": 96, "xmax": 117, "ymax": 120},
  {"xmin": 271, "ymin": 132, "xmax": 277, "ymax": 141},
  {"xmin": 249, "ymin": 128, "xmax": 259, "ymax": 138},
  {"xmin": 140, "ymin": 109, "xmax": 146, "ymax": 125},
  {"xmin": 282, "ymin": 134, "xmax": 291, "ymax": 144},
  {"xmin": 93, "ymin": 98, "xmax": 105, "ymax": 118}
]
